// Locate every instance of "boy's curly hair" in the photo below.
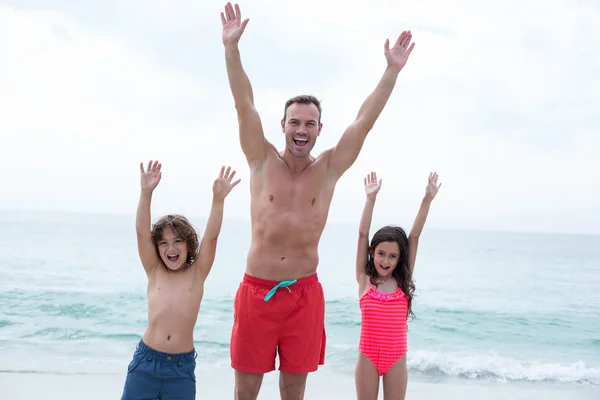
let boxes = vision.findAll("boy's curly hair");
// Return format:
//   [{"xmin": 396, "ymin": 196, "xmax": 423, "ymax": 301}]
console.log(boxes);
[{"xmin": 150, "ymin": 214, "xmax": 199, "ymax": 266}]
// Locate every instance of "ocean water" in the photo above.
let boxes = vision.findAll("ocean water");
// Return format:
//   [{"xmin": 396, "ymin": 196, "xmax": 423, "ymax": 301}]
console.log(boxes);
[{"xmin": 0, "ymin": 210, "xmax": 599, "ymax": 397}]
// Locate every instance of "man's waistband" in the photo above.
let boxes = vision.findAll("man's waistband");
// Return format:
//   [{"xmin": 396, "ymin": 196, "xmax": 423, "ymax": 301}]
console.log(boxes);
[{"xmin": 242, "ymin": 273, "xmax": 319, "ymax": 289}]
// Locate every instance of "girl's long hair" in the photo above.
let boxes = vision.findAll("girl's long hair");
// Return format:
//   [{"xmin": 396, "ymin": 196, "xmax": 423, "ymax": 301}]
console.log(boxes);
[{"xmin": 365, "ymin": 225, "xmax": 416, "ymax": 320}]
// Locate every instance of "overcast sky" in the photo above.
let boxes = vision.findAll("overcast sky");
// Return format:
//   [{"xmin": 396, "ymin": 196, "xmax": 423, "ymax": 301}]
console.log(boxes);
[{"xmin": 1, "ymin": 0, "xmax": 598, "ymax": 234}]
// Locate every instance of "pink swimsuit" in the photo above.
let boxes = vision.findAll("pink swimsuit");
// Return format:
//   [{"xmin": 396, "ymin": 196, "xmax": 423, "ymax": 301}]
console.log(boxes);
[{"xmin": 359, "ymin": 285, "xmax": 408, "ymax": 376}]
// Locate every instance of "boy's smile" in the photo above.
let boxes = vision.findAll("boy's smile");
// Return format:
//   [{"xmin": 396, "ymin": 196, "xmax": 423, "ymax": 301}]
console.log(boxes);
[{"xmin": 158, "ymin": 227, "xmax": 188, "ymax": 271}]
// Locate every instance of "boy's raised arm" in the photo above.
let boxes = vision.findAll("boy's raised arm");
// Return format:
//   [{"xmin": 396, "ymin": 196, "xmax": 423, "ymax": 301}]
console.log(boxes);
[
  {"xmin": 195, "ymin": 165, "xmax": 241, "ymax": 279},
  {"xmin": 136, "ymin": 160, "xmax": 162, "ymax": 276}
]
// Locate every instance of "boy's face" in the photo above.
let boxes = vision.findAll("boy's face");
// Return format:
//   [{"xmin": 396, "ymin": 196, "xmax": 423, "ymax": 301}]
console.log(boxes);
[{"xmin": 157, "ymin": 227, "xmax": 188, "ymax": 271}]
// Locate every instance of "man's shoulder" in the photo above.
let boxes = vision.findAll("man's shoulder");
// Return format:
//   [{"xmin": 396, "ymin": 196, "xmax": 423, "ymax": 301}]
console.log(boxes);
[
  {"xmin": 248, "ymin": 149, "xmax": 281, "ymax": 172},
  {"xmin": 300, "ymin": 149, "xmax": 333, "ymax": 171},
  {"xmin": 314, "ymin": 148, "xmax": 344, "ymax": 181},
  {"xmin": 315, "ymin": 147, "xmax": 334, "ymax": 161}
]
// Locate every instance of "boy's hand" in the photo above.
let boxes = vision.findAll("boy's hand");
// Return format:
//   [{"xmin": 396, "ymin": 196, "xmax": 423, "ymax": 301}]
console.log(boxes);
[
  {"xmin": 140, "ymin": 160, "xmax": 162, "ymax": 192},
  {"xmin": 425, "ymin": 172, "xmax": 442, "ymax": 202},
  {"xmin": 364, "ymin": 171, "xmax": 382, "ymax": 199},
  {"xmin": 213, "ymin": 165, "xmax": 241, "ymax": 200}
]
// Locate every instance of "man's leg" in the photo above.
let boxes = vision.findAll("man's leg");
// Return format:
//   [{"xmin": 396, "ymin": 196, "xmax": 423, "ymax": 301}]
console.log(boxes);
[
  {"xmin": 277, "ymin": 276, "xmax": 326, "ymax": 400},
  {"xmin": 230, "ymin": 276, "xmax": 279, "ymax": 399},
  {"xmin": 279, "ymin": 372, "xmax": 308, "ymax": 400},
  {"xmin": 234, "ymin": 370, "xmax": 264, "ymax": 400}
]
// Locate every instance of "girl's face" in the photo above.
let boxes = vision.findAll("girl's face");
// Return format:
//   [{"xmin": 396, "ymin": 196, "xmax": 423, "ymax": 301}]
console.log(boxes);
[{"xmin": 371, "ymin": 241, "xmax": 400, "ymax": 279}]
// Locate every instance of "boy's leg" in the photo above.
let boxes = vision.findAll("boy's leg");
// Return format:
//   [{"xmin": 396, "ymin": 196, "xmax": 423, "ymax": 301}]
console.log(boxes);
[
  {"xmin": 120, "ymin": 343, "xmax": 160, "ymax": 400},
  {"xmin": 160, "ymin": 357, "xmax": 197, "ymax": 400}
]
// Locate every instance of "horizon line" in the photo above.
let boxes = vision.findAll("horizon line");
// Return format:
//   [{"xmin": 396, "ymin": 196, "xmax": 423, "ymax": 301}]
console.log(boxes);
[{"xmin": 0, "ymin": 207, "xmax": 598, "ymax": 238}]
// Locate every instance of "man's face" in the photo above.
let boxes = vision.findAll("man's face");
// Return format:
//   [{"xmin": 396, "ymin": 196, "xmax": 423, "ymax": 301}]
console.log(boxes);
[{"xmin": 281, "ymin": 103, "xmax": 322, "ymax": 158}]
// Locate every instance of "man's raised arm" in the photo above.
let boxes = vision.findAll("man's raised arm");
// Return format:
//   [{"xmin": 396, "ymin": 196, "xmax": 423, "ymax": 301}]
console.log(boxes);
[
  {"xmin": 329, "ymin": 31, "xmax": 415, "ymax": 176},
  {"xmin": 221, "ymin": 2, "xmax": 267, "ymax": 164}
]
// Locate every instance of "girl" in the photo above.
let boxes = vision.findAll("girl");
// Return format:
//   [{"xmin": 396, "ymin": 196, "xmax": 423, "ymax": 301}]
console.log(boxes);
[{"xmin": 355, "ymin": 171, "xmax": 441, "ymax": 400}]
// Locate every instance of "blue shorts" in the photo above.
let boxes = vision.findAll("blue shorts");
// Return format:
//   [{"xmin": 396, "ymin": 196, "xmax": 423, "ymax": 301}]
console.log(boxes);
[{"xmin": 120, "ymin": 339, "xmax": 197, "ymax": 400}]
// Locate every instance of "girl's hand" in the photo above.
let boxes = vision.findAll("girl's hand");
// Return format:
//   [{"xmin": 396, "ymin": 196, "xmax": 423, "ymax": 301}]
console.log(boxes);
[
  {"xmin": 364, "ymin": 171, "xmax": 382, "ymax": 199},
  {"xmin": 425, "ymin": 172, "xmax": 442, "ymax": 201}
]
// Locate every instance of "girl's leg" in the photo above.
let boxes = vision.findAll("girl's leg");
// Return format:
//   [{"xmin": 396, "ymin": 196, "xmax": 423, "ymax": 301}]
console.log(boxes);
[
  {"xmin": 355, "ymin": 352, "xmax": 380, "ymax": 400},
  {"xmin": 382, "ymin": 356, "xmax": 407, "ymax": 400}
]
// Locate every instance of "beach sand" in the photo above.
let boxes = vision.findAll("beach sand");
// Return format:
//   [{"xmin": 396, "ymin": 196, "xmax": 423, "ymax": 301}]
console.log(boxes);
[{"xmin": 2, "ymin": 367, "xmax": 597, "ymax": 399}]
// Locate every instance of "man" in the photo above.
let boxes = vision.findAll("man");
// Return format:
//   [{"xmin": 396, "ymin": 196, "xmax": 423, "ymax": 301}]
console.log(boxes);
[{"xmin": 220, "ymin": 2, "xmax": 415, "ymax": 399}]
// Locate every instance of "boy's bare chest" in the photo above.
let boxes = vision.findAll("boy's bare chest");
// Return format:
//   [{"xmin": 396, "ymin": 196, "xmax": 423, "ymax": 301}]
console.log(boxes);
[{"xmin": 148, "ymin": 267, "xmax": 204, "ymax": 305}]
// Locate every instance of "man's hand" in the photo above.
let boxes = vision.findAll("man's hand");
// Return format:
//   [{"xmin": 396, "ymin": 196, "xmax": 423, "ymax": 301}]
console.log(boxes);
[
  {"xmin": 364, "ymin": 171, "xmax": 382, "ymax": 199},
  {"xmin": 213, "ymin": 165, "xmax": 241, "ymax": 200},
  {"xmin": 140, "ymin": 160, "xmax": 162, "ymax": 192},
  {"xmin": 424, "ymin": 172, "xmax": 442, "ymax": 202},
  {"xmin": 384, "ymin": 30, "xmax": 415, "ymax": 72},
  {"xmin": 221, "ymin": 2, "xmax": 249, "ymax": 47}
]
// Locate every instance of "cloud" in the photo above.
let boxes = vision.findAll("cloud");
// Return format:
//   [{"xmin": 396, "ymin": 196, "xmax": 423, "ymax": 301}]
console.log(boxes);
[{"xmin": 0, "ymin": 0, "xmax": 599, "ymax": 234}]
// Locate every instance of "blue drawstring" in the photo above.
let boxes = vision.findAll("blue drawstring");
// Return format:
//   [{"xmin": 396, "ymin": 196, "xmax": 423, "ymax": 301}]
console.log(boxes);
[{"xmin": 264, "ymin": 280, "xmax": 297, "ymax": 302}]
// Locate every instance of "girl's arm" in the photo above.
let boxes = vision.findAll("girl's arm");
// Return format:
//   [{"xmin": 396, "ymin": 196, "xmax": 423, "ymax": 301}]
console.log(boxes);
[
  {"xmin": 357, "ymin": 172, "xmax": 382, "ymax": 284},
  {"xmin": 408, "ymin": 172, "xmax": 441, "ymax": 272}
]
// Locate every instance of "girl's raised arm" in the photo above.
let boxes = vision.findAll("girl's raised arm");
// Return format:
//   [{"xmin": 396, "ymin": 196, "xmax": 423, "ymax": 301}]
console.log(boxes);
[
  {"xmin": 408, "ymin": 172, "xmax": 442, "ymax": 272},
  {"xmin": 356, "ymin": 172, "xmax": 382, "ymax": 285}
]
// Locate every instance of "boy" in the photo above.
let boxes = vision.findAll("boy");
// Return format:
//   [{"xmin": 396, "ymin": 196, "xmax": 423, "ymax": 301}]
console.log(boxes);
[{"xmin": 120, "ymin": 160, "xmax": 240, "ymax": 400}]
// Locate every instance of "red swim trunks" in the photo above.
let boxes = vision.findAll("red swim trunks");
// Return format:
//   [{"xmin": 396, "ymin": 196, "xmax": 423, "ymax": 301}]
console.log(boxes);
[{"xmin": 230, "ymin": 273, "xmax": 326, "ymax": 374}]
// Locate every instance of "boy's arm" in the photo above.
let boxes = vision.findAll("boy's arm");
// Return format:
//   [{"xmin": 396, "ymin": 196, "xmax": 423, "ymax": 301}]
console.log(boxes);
[
  {"xmin": 357, "ymin": 172, "xmax": 382, "ymax": 285},
  {"xmin": 195, "ymin": 166, "xmax": 241, "ymax": 280},
  {"xmin": 221, "ymin": 3, "xmax": 269, "ymax": 165},
  {"xmin": 195, "ymin": 197, "xmax": 225, "ymax": 280},
  {"xmin": 408, "ymin": 172, "xmax": 442, "ymax": 272},
  {"xmin": 329, "ymin": 32, "xmax": 415, "ymax": 177},
  {"xmin": 137, "ymin": 161, "xmax": 162, "ymax": 276}
]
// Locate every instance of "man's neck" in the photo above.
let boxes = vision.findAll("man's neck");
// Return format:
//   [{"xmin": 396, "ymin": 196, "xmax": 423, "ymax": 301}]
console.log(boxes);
[{"xmin": 280, "ymin": 150, "xmax": 315, "ymax": 174}]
